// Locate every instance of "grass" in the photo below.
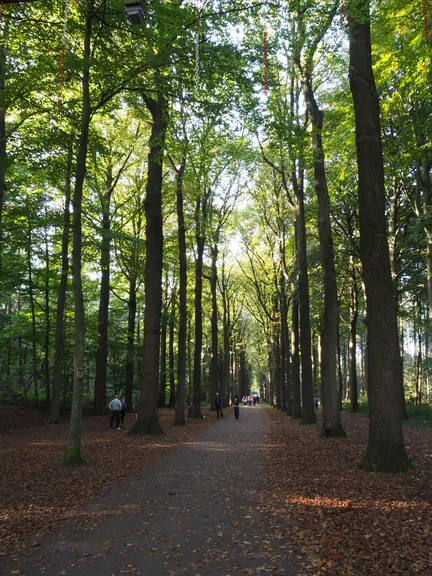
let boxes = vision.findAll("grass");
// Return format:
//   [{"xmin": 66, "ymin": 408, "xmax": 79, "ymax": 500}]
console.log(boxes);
[{"xmin": 342, "ymin": 400, "xmax": 432, "ymax": 430}]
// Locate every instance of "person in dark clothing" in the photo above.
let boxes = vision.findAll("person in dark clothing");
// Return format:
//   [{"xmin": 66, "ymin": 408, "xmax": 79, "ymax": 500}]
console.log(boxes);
[
  {"xmin": 214, "ymin": 392, "xmax": 224, "ymax": 419},
  {"xmin": 109, "ymin": 395, "xmax": 122, "ymax": 430},
  {"xmin": 120, "ymin": 395, "xmax": 127, "ymax": 427},
  {"xmin": 233, "ymin": 394, "xmax": 240, "ymax": 419}
]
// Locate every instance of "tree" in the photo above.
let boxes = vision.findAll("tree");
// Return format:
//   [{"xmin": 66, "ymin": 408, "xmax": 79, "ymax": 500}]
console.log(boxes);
[{"xmin": 347, "ymin": 0, "xmax": 409, "ymax": 471}]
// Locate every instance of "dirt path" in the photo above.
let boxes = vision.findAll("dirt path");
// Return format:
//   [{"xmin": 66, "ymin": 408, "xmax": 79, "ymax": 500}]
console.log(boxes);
[{"xmin": 1, "ymin": 406, "xmax": 303, "ymax": 576}]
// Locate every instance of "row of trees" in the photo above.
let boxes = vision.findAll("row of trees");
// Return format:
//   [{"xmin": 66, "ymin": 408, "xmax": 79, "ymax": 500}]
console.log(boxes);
[{"xmin": 0, "ymin": 0, "xmax": 430, "ymax": 471}]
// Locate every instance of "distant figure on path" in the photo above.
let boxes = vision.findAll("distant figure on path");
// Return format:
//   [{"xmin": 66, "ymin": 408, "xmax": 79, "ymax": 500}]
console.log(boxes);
[
  {"xmin": 215, "ymin": 392, "xmax": 224, "ymax": 419},
  {"xmin": 109, "ymin": 395, "xmax": 122, "ymax": 430},
  {"xmin": 233, "ymin": 394, "xmax": 240, "ymax": 419},
  {"xmin": 314, "ymin": 397, "xmax": 319, "ymax": 411},
  {"xmin": 120, "ymin": 395, "xmax": 127, "ymax": 428}
]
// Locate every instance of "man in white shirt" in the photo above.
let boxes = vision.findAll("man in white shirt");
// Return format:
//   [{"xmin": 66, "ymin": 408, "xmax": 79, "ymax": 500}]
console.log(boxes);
[{"xmin": 109, "ymin": 395, "xmax": 122, "ymax": 430}]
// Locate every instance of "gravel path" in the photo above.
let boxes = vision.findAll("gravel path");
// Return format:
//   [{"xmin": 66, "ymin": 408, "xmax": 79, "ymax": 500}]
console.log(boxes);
[{"xmin": 2, "ymin": 406, "xmax": 302, "ymax": 576}]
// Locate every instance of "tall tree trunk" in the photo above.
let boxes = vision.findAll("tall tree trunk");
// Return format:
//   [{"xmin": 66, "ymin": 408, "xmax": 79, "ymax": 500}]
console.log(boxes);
[
  {"xmin": 337, "ymin": 314, "xmax": 344, "ymax": 411},
  {"xmin": 297, "ymin": 57, "xmax": 343, "ymax": 436},
  {"xmin": 348, "ymin": 0, "xmax": 409, "ymax": 471},
  {"xmin": 416, "ymin": 297, "xmax": 422, "ymax": 404},
  {"xmin": 274, "ymin": 329, "xmax": 282, "ymax": 410},
  {"xmin": 132, "ymin": 93, "xmax": 167, "ymax": 435},
  {"xmin": 0, "ymin": 41, "xmax": 6, "ymax": 273},
  {"xmin": 209, "ymin": 244, "xmax": 219, "ymax": 408},
  {"xmin": 44, "ymin": 212, "xmax": 51, "ymax": 403},
  {"xmin": 94, "ymin": 167, "xmax": 113, "ymax": 414},
  {"xmin": 294, "ymin": 203, "xmax": 315, "ymax": 423},
  {"xmin": 221, "ymin": 264, "xmax": 231, "ymax": 406},
  {"xmin": 349, "ymin": 267, "xmax": 359, "ymax": 413},
  {"xmin": 192, "ymin": 195, "xmax": 208, "ymax": 417},
  {"xmin": 174, "ymin": 156, "xmax": 187, "ymax": 425},
  {"xmin": 125, "ymin": 274, "xmax": 136, "ymax": 410},
  {"xmin": 280, "ymin": 316, "xmax": 287, "ymax": 412},
  {"xmin": 158, "ymin": 301, "xmax": 168, "ymax": 408},
  {"xmin": 26, "ymin": 213, "xmax": 39, "ymax": 404},
  {"xmin": 64, "ymin": 0, "xmax": 94, "ymax": 466},
  {"xmin": 291, "ymin": 291, "xmax": 302, "ymax": 419},
  {"xmin": 50, "ymin": 145, "xmax": 72, "ymax": 423},
  {"xmin": 168, "ymin": 301, "xmax": 176, "ymax": 408}
]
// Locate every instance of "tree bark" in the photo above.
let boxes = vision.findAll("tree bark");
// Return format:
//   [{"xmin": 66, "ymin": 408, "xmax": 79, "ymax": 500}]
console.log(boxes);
[
  {"xmin": 349, "ymin": 267, "xmax": 359, "ymax": 413},
  {"xmin": 209, "ymin": 244, "xmax": 220, "ymax": 408},
  {"xmin": 174, "ymin": 155, "xmax": 187, "ymax": 425},
  {"xmin": 348, "ymin": 0, "xmax": 409, "ymax": 471},
  {"xmin": 192, "ymin": 194, "xmax": 208, "ymax": 417},
  {"xmin": 221, "ymin": 262, "xmax": 231, "ymax": 405},
  {"xmin": 296, "ymin": 55, "xmax": 343, "ymax": 436},
  {"xmin": 294, "ymin": 202, "xmax": 316, "ymax": 423},
  {"xmin": 64, "ymin": 0, "xmax": 94, "ymax": 466},
  {"xmin": 125, "ymin": 273, "xmax": 136, "ymax": 410},
  {"xmin": 132, "ymin": 93, "xmax": 168, "ymax": 436},
  {"xmin": 158, "ymin": 298, "xmax": 168, "ymax": 408},
  {"xmin": 291, "ymin": 291, "xmax": 302, "ymax": 419},
  {"xmin": 44, "ymin": 211, "xmax": 51, "ymax": 403},
  {"xmin": 168, "ymin": 300, "xmax": 176, "ymax": 408},
  {"xmin": 94, "ymin": 166, "xmax": 113, "ymax": 414},
  {"xmin": 26, "ymin": 208, "xmax": 39, "ymax": 404},
  {"xmin": 0, "ymin": 41, "xmax": 6, "ymax": 274}
]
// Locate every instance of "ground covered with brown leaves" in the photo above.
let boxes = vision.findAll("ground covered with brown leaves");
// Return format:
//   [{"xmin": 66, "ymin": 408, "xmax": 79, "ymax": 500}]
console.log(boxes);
[
  {"xmin": 262, "ymin": 409, "xmax": 432, "ymax": 576},
  {"xmin": 1, "ymin": 406, "xmax": 431, "ymax": 576},
  {"xmin": 0, "ymin": 410, "xmax": 211, "ymax": 556}
]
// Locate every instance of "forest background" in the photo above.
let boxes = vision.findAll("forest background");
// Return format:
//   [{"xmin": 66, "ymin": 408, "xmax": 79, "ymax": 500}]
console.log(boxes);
[{"xmin": 0, "ymin": 0, "xmax": 431, "ymax": 470}]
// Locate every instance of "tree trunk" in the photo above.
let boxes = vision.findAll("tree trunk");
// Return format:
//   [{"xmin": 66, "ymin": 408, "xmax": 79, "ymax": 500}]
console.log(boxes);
[
  {"xmin": 0, "ymin": 41, "xmax": 6, "ymax": 273},
  {"xmin": 221, "ymin": 264, "xmax": 231, "ymax": 406},
  {"xmin": 349, "ymin": 268, "xmax": 359, "ymax": 413},
  {"xmin": 280, "ymin": 316, "xmax": 287, "ymax": 412},
  {"xmin": 168, "ymin": 302, "xmax": 176, "ymax": 408},
  {"xmin": 94, "ymin": 167, "xmax": 113, "ymax": 414},
  {"xmin": 43, "ymin": 212, "xmax": 51, "ymax": 403},
  {"xmin": 158, "ymin": 301, "xmax": 168, "ymax": 408},
  {"xmin": 293, "ymin": 186, "xmax": 316, "ymax": 423},
  {"xmin": 291, "ymin": 291, "xmax": 302, "ymax": 419},
  {"xmin": 209, "ymin": 244, "xmax": 219, "ymax": 408},
  {"xmin": 50, "ymin": 144, "xmax": 72, "ymax": 424},
  {"xmin": 348, "ymin": 0, "xmax": 409, "ymax": 471},
  {"xmin": 174, "ymin": 156, "xmax": 187, "ymax": 425},
  {"xmin": 132, "ymin": 93, "xmax": 168, "ymax": 436},
  {"xmin": 192, "ymin": 195, "xmax": 208, "ymax": 417},
  {"xmin": 64, "ymin": 0, "xmax": 94, "ymax": 466},
  {"xmin": 416, "ymin": 297, "xmax": 422, "ymax": 405},
  {"xmin": 125, "ymin": 274, "xmax": 136, "ymax": 410},
  {"xmin": 297, "ymin": 58, "xmax": 343, "ymax": 436},
  {"xmin": 26, "ymin": 212, "xmax": 39, "ymax": 404},
  {"xmin": 337, "ymin": 314, "xmax": 343, "ymax": 411}
]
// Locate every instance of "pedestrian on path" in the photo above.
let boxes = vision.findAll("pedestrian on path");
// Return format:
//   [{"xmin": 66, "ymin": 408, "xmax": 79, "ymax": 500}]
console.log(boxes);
[
  {"xmin": 314, "ymin": 396, "xmax": 319, "ymax": 411},
  {"xmin": 109, "ymin": 395, "xmax": 122, "ymax": 430},
  {"xmin": 215, "ymin": 392, "xmax": 224, "ymax": 419},
  {"xmin": 233, "ymin": 394, "xmax": 240, "ymax": 419}
]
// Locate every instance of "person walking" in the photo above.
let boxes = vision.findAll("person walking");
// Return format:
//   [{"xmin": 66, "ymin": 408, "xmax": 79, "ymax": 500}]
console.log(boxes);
[
  {"xmin": 109, "ymin": 394, "xmax": 122, "ymax": 430},
  {"xmin": 214, "ymin": 392, "xmax": 224, "ymax": 419},
  {"xmin": 120, "ymin": 395, "xmax": 127, "ymax": 428},
  {"xmin": 233, "ymin": 394, "xmax": 240, "ymax": 419},
  {"xmin": 314, "ymin": 396, "xmax": 319, "ymax": 411}
]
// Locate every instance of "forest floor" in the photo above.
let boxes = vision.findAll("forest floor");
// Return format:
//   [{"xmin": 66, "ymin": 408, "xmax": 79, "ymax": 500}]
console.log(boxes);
[{"xmin": 0, "ymin": 405, "xmax": 431, "ymax": 576}]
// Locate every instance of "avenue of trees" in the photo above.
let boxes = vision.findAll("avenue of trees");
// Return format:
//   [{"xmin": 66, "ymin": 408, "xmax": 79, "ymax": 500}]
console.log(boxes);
[{"xmin": 0, "ymin": 0, "xmax": 431, "ymax": 471}]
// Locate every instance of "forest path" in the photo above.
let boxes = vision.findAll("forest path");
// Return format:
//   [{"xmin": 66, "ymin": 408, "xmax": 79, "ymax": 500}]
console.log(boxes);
[{"xmin": 2, "ymin": 405, "xmax": 304, "ymax": 576}]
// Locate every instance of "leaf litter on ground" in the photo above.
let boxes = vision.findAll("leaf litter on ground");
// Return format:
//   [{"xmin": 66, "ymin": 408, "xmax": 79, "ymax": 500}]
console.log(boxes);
[
  {"xmin": 0, "ymin": 410, "xmax": 212, "ymax": 555},
  {"xmin": 260, "ymin": 409, "xmax": 432, "ymax": 576}
]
